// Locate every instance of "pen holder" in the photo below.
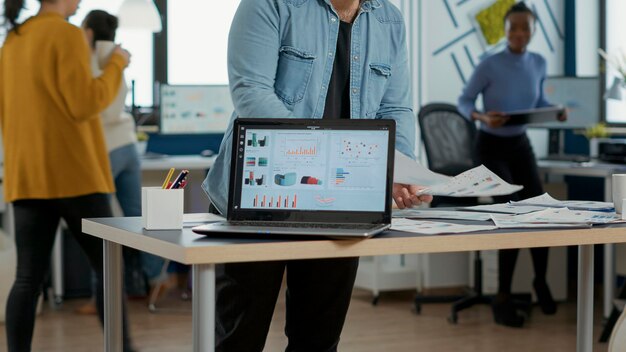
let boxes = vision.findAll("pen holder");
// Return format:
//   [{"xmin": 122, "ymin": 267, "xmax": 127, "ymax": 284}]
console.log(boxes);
[{"xmin": 142, "ymin": 187, "xmax": 184, "ymax": 230}]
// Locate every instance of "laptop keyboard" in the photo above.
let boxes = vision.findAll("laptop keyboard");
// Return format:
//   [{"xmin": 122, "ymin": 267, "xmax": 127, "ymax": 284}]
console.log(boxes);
[{"xmin": 230, "ymin": 221, "xmax": 377, "ymax": 230}]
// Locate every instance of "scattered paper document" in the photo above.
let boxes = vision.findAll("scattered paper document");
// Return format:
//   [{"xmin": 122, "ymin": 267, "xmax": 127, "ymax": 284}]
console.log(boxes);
[
  {"xmin": 512, "ymin": 193, "xmax": 614, "ymax": 212},
  {"xmin": 463, "ymin": 203, "xmax": 548, "ymax": 215},
  {"xmin": 490, "ymin": 213, "xmax": 592, "ymax": 229},
  {"xmin": 394, "ymin": 151, "xmax": 451, "ymax": 186},
  {"xmin": 416, "ymin": 165, "xmax": 523, "ymax": 197},
  {"xmin": 488, "ymin": 207, "xmax": 619, "ymax": 229},
  {"xmin": 183, "ymin": 213, "xmax": 224, "ymax": 227},
  {"xmin": 392, "ymin": 209, "xmax": 492, "ymax": 221},
  {"xmin": 391, "ymin": 218, "xmax": 497, "ymax": 235},
  {"xmin": 502, "ymin": 208, "xmax": 620, "ymax": 224}
]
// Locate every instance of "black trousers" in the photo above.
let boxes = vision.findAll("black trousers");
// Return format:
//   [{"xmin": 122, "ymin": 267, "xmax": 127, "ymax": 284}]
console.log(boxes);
[
  {"xmin": 476, "ymin": 131, "xmax": 549, "ymax": 294},
  {"xmin": 5, "ymin": 194, "xmax": 133, "ymax": 352},
  {"xmin": 216, "ymin": 258, "xmax": 359, "ymax": 352}
]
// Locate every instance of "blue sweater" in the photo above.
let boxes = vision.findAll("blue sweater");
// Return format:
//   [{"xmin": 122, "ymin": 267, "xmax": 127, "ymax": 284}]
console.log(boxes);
[{"xmin": 457, "ymin": 47, "xmax": 552, "ymax": 137}]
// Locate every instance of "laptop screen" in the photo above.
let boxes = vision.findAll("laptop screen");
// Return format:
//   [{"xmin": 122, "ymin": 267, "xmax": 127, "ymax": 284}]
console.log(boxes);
[{"xmin": 228, "ymin": 119, "xmax": 395, "ymax": 223}]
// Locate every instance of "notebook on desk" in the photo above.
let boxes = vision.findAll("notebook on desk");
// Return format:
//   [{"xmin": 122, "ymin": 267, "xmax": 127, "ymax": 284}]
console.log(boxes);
[{"xmin": 192, "ymin": 118, "xmax": 395, "ymax": 238}]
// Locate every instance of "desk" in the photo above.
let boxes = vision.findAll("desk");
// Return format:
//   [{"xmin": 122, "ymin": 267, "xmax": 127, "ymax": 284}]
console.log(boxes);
[
  {"xmin": 538, "ymin": 159, "xmax": 626, "ymax": 319},
  {"xmin": 48, "ymin": 155, "xmax": 216, "ymax": 304},
  {"xmin": 83, "ymin": 216, "xmax": 626, "ymax": 352}
]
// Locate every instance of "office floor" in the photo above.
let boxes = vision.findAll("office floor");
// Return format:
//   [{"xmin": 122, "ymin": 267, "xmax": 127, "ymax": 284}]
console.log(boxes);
[{"xmin": 0, "ymin": 287, "xmax": 611, "ymax": 351}]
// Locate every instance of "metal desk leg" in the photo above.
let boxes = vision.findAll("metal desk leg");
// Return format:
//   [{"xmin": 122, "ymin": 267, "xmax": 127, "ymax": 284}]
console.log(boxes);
[
  {"xmin": 604, "ymin": 244, "xmax": 615, "ymax": 319},
  {"xmin": 577, "ymin": 245, "xmax": 594, "ymax": 352},
  {"xmin": 193, "ymin": 264, "xmax": 216, "ymax": 352},
  {"xmin": 51, "ymin": 224, "xmax": 64, "ymax": 305},
  {"xmin": 104, "ymin": 240, "xmax": 123, "ymax": 352},
  {"xmin": 604, "ymin": 176, "xmax": 615, "ymax": 319}
]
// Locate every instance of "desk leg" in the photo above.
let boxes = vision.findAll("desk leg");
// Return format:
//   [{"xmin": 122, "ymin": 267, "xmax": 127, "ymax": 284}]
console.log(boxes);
[
  {"xmin": 104, "ymin": 240, "xmax": 123, "ymax": 352},
  {"xmin": 604, "ymin": 176, "xmax": 615, "ymax": 319},
  {"xmin": 577, "ymin": 245, "xmax": 594, "ymax": 352},
  {"xmin": 604, "ymin": 244, "xmax": 615, "ymax": 319},
  {"xmin": 193, "ymin": 264, "xmax": 216, "ymax": 352}
]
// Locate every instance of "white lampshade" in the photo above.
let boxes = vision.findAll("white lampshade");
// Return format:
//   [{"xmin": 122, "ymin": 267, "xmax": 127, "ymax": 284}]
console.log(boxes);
[
  {"xmin": 118, "ymin": 0, "xmax": 162, "ymax": 32},
  {"xmin": 606, "ymin": 76, "xmax": 624, "ymax": 101}
]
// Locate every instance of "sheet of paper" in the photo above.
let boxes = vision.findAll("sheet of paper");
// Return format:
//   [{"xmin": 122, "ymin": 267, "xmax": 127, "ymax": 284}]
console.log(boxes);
[
  {"xmin": 183, "ymin": 213, "xmax": 225, "ymax": 227},
  {"xmin": 391, "ymin": 218, "xmax": 497, "ymax": 235},
  {"xmin": 393, "ymin": 151, "xmax": 451, "ymax": 186},
  {"xmin": 463, "ymin": 203, "xmax": 548, "ymax": 215},
  {"xmin": 497, "ymin": 208, "xmax": 620, "ymax": 224},
  {"xmin": 392, "ymin": 209, "xmax": 492, "ymax": 221},
  {"xmin": 512, "ymin": 193, "xmax": 615, "ymax": 212},
  {"xmin": 490, "ymin": 213, "xmax": 592, "ymax": 229},
  {"xmin": 416, "ymin": 165, "xmax": 523, "ymax": 197}
]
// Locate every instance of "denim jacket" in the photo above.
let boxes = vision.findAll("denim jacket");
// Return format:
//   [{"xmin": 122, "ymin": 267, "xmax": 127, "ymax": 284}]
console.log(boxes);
[{"xmin": 203, "ymin": 0, "xmax": 415, "ymax": 214}]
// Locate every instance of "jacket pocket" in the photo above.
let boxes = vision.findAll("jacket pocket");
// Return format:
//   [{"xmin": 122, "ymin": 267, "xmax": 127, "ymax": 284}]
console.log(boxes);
[
  {"xmin": 275, "ymin": 46, "xmax": 316, "ymax": 105},
  {"xmin": 366, "ymin": 63, "xmax": 392, "ymax": 115}
]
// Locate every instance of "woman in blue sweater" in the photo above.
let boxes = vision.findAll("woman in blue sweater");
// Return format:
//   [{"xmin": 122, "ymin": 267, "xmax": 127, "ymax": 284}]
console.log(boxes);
[{"xmin": 458, "ymin": 2, "xmax": 566, "ymax": 328}]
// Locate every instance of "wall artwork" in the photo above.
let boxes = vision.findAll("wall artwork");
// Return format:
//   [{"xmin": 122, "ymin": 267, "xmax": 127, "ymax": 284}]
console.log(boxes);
[{"xmin": 471, "ymin": 0, "xmax": 516, "ymax": 50}]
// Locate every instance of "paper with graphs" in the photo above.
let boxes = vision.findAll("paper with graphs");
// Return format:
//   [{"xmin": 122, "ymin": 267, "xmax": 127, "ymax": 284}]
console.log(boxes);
[
  {"xmin": 415, "ymin": 165, "xmax": 523, "ymax": 197},
  {"xmin": 391, "ymin": 218, "xmax": 496, "ymax": 235},
  {"xmin": 393, "ymin": 151, "xmax": 451, "ymax": 186},
  {"xmin": 511, "ymin": 193, "xmax": 615, "ymax": 212},
  {"xmin": 393, "ymin": 152, "xmax": 522, "ymax": 197}
]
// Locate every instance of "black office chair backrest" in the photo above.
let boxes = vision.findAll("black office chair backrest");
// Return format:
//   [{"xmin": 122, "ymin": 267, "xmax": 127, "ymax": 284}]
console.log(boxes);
[{"xmin": 418, "ymin": 103, "xmax": 477, "ymax": 177}]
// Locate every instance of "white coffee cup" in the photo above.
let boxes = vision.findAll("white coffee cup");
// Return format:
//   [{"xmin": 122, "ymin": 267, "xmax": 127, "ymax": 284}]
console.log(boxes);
[
  {"xmin": 612, "ymin": 174, "xmax": 626, "ymax": 214},
  {"xmin": 94, "ymin": 40, "xmax": 116, "ymax": 69}
]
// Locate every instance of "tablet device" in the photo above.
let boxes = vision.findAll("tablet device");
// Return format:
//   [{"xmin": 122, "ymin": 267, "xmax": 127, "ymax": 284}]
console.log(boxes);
[{"xmin": 504, "ymin": 106, "xmax": 565, "ymax": 126}]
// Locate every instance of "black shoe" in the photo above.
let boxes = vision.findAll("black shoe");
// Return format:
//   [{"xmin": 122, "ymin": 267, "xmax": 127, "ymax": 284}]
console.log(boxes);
[
  {"xmin": 533, "ymin": 279, "xmax": 557, "ymax": 315},
  {"xmin": 492, "ymin": 298, "xmax": 525, "ymax": 328}
]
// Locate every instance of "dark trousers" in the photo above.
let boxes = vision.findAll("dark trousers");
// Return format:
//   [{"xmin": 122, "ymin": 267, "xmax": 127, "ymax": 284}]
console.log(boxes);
[
  {"xmin": 216, "ymin": 258, "xmax": 359, "ymax": 352},
  {"xmin": 5, "ymin": 194, "xmax": 133, "ymax": 352},
  {"xmin": 476, "ymin": 131, "xmax": 549, "ymax": 294}
]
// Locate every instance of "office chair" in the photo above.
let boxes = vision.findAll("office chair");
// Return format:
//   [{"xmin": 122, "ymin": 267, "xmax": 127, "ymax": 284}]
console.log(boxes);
[{"xmin": 414, "ymin": 103, "xmax": 487, "ymax": 323}]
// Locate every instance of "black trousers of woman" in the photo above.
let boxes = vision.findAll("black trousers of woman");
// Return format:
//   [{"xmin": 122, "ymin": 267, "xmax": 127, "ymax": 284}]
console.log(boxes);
[
  {"xmin": 5, "ymin": 193, "xmax": 133, "ymax": 352},
  {"xmin": 476, "ymin": 131, "xmax": 549, "ymax": 297}
]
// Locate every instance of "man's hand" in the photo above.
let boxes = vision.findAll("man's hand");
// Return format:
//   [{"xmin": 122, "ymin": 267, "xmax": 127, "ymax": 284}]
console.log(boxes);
[{"xmin": 392, "ymin": 183, "xmax": 433, "ymax": 209}]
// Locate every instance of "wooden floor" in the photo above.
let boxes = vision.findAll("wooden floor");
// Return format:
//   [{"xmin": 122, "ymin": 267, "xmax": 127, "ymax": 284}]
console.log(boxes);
[{"xmin": 0, "ymin": 287, "xmax": 611, "ymax": 351}]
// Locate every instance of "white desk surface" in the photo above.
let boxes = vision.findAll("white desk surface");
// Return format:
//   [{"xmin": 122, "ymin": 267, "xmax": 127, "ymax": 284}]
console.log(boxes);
[
  {"xmin": 83, "ymin": 215, "xmax": 626, "ymax": 265},
  {"xmin": 140, "ymin": 155, "xmax": 216, "ymax": 171}
]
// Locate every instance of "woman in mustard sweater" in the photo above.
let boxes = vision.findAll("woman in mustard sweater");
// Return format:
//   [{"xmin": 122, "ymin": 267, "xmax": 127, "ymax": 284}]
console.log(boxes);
[{"xmin": 1, "ymin": 1, "xmax": 133, "ymax": 351}]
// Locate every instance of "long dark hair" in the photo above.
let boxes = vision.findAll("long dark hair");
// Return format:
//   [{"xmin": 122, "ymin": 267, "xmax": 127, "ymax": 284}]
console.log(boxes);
[
  {"xmin": 504, "ymin": 1, "xmax": 536, "ymax": 23},
  {"xmin": 83, "ymin": 10, "xmax": 118, "ymax": 48},
  {"xmin": 3, "ymin": 0, "xmax": 41, "ymax": 32}
]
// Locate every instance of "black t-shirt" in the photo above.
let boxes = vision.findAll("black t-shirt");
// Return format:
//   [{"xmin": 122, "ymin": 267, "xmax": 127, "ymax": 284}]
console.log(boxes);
[{"xmin": 323, "ymin": 21, "xmax": 352, "ymax": 119}]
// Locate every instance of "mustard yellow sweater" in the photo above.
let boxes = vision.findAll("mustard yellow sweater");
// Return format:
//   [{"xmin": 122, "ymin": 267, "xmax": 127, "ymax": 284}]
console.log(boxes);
[{"xmin": 0, "ymin": 12, "xmax": 125, "ymax": 202}]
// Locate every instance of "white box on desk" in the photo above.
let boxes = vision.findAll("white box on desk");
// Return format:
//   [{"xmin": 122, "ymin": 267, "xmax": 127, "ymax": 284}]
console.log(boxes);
[{"xmin": 142, "ymin": 187, "xmax": 184, "ymax": 230}]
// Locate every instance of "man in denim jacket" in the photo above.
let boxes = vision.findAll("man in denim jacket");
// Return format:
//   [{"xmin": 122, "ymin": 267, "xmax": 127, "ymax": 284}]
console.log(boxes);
[{"xmin": 202, "ymin": 0, "xmax": 431, "ymax": 350}]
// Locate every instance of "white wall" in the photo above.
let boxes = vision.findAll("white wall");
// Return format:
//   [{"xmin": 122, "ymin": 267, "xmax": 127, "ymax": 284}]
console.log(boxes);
[{"xmin": 575, "ymin": 0, "xmax": 599, "ymax": 76}]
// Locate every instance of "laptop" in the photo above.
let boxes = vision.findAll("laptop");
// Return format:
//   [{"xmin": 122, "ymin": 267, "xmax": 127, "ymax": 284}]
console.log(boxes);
[{"xmin": 192, "ymin": 118, "xmax": 396, "ymax": 238}]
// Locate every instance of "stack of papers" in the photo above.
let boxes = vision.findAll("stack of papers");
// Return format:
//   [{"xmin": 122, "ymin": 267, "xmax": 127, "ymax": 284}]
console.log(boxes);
[
  {"xmin": 391, "ymin": 218, "xmax": 496, "ymax": 235},
  {"xmin": 491, "ymin": 208, "xmax": 620, "ymax": 229},
  {"xmin": 511, "ymin": 193, "xmax": 614, "ymax": 212},
  {"xmin": 394, "ymin": 151, "xmax": 523, "ymax": 197},
  {"xmin": 463, "ymin": 203, "xmax": 547, "ymax": 215},
  {"xmin": 392, "ymin": 209, "xmax": 492, "ymax": 221}
]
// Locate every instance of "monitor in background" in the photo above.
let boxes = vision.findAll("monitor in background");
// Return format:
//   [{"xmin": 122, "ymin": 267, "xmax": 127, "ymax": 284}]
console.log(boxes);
[
  {"xmin": 160, "ymin": 84, "xmax": 234, "ymax": 134},
  {"xmin": 529, "ymin": 76, "xmax": 599, "ymax": 129}
]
